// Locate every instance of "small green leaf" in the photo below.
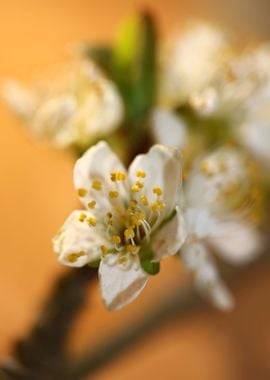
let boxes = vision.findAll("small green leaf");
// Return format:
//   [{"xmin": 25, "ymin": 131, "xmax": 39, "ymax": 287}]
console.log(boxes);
[{"xmin": 140, "ymin": 259, "xmax": 160, "ymax": 275}]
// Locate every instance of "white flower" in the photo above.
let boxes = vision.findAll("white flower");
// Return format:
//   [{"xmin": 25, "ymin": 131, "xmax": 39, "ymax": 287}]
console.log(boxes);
[
  {"xmin": 180, "ymin": 148, "xmax": 263, "ymax": 309},
  {"xmin": 53, "ymin": 141, "xmax": 186, "ymax": 310},
  {"xmin": 158, "ymin": 21, "xmax": 228, "ymax": 108},
  {"xmin": 2, "ymin": 61, "xmax": 124, "ymax": 148}
]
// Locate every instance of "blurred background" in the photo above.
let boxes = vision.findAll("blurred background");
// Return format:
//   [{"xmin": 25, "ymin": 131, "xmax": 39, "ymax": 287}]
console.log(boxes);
[{"xmin": 1, "ymin": 1, "xmax": 270, "ymax": 379}]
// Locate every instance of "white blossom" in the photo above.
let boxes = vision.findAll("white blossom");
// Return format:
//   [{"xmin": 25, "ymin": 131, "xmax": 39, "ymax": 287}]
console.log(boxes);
[
  {"xmin": 2, "ymin": 61, "xmax": 124, "ymax": 148},
  {"xmin": 158, "ymin": 21, "xmax": 229, "ymax": 108},
  {"xmin": 53, "ymin": 141, "xmax": 186, "ymax": 310},
  {"xmin": 180, "ymin": 148, "xmax": 263, "ymax": 309}
]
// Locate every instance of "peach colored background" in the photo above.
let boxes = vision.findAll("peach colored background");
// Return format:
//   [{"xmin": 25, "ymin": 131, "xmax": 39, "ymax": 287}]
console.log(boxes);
[{"xmin": 1, "ymin": 1, "xmax": 270, "ymax": 379}]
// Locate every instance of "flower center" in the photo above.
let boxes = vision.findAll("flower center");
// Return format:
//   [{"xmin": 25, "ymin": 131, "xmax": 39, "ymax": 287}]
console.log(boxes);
[{"xmin": 78, "ymin": 170, "xmax": 166, "ymax": 263}]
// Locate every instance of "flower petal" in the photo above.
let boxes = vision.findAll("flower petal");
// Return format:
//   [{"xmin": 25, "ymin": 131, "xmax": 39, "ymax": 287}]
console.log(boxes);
[
  {"xmin": 74, "ymin": 141, "xmax": 128, "ymax": 213},
  {"xmin": 2, "ymin": 80, "xmax": 37, "ymax": 119},
  {"xmin": 151, "ymin": 108, "xmax": 187, "ymax": 149},
  {"xmin": 99, "ymin": 258, "xmax": 148, "ymax": 311},
  {"xmin": 151, "ymin": 208, "xmax": 186, "ymax": 261},
  {"xmin": 194, "ymin": 259, "xmax": 234, "ymax": 311},
  {"xmin": 52, "ymin": 210, "xmax": 106, "ymax": 267},
  {"xmin": 184, "ymin": 207, "xmax": 217, "ymax": 239},
  {"xmin": 209, "ymin": 219, "xmax": 263, "ymax": 265},
  {"xmin": 128, "ymin": 144, "xmax": 182, "ymax": 217}
]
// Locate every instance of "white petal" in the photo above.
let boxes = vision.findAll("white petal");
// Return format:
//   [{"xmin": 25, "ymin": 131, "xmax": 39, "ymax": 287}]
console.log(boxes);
[
  {"xmin": 209, "ymin": 219, "xmax": 263, "ymax": 265},
  {"xmin": 31, "ymin": 94, "xmax": 77, "ymax": 147},
  {"xmin": 52, "ymin": 210, "xmax": 106, "ymax": 267},
  {"xmin": 74, "ymin": 141, "xmax": 128, "ymax": 213},
  {"xmin": 184, "ymin": 207, "xmax": 217, "ymax": 239},
  {"xmin": 129, "ymin": 144, "xmax": 182, "ymax": 217},
  {"xmin": 99, "ymin": 259, "xmax": 148, "ymax": 311},
  {"xmin": 151, "ymin": 208, "xmax": 186, "ymax": 261},
  {"xmin": 151, "ymin": 108, "xmax": 187, "ymax": 149},
  {"xmin": 2, "ymin": 80, "xmax": 37, "ymax": 119},
  {"xmin": 181, "ymin": 242, "xmax": 208, "ymax": 271},
  {"xmin": 195, "ymin": 259, "xmax": 234, "ymax": 311}
]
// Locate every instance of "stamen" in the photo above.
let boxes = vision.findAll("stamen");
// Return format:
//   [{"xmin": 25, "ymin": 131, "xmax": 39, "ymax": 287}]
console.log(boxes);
[
  {"xmin": 135, "ymin": 181, "xmax": 144, "ymax": 189},
  {"xmin": 67, "ymin": 251, "xmax": 85, "ymax": 263},
  {"xmin": 78, "ymin": 213, "xmax": 87, "ymax": 222},
  {"xmin": 157, "ymin": 200, "xmax": 165, "ymax": 210},
  {"xmin": 140, "ymin": 195, "xmax": 149, "ymax": 206},
  {"xmin": 124, "ymin": 227, "xmax": 135, "ymax": 239},
  {"xmin": 88, "ymin": 201, "xmax": 96, "ymax": 209},
  {"xmin": 126, "ymin": 244, "xmax": 137, "ymax": 253},
  {"xmin": 87, "ymin": 217, "xmax": 96, "ymax": 226},
  {"xmin": 136, "ymin": 171, "xmax": 146, "ymax": 178},
  {"xmin": 131, "ymin": 186, "xmax": 140, "ymax": 193},
  {"xmin": 130, "ymin": 200, "xmax": 138, "ymax": 208},
  {"xmin": 110, "ymin": 172, "xmax": 126, "ymax": 181},
  {"xmin": 118, "ymin": 256, "xmax": 128, "ymax": 264},
  {"xmin": 200, "ymin": 162, "xmax": 214, "ymax": 177},
  {"xmin": 151, "ymin": 202, "xmax": 159, "ymax": 213},
  {"xmin": 100, "ymin": 245, "xmax": 109, "ymax": 255},
  {"xmin": 92, "ymin": 180, "xmax": 102, "ymax": 191},
  {"xmin": 78, "ymin": 188, "xmax": 88, "ymax": 197},
  {"xmin": 109, "ymin": 191, "xmax": 119, "ymax": 199},
  {"xmin": 111, "ymin": 235, "xmax": 121, "ymax": 244},
  {"xmin": 153, "ymin": 186, "xmax": 163, "ymax": 196}
]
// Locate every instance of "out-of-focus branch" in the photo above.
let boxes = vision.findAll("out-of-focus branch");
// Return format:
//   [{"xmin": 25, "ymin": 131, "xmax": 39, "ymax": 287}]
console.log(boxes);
[
  {"xmin": 66, "ymin": 252, "xmax": 270, "ymax": 380},
  {"xmin": 1, "ymin": 267, "xmax": 97, "ymax": 379}
]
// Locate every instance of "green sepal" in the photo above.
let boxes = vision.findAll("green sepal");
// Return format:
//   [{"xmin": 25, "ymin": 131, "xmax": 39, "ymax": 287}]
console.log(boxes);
[
  {"xmin": 139, "ymin": 246, "xmax": 160, "ymax": 275},
  {"xmin": 140, "ymin": 259, "xmax": 160, "ymax": 275},
  {"xmin": 88, "ymin": 259, "xmax": 100, "ymax": 268}
]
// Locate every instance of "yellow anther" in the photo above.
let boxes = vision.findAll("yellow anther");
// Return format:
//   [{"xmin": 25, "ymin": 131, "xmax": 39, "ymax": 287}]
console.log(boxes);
[
  {"xmin": 114, "ymin": 205, "xmax": 123, "ymax": 213},
  {"xmin": 111, "ymin": 172, "xmax": 126, "ymax": 181},
  {"xmin": 140, "ymin": 195, "xmax": 149, "ymax": 206},
  {"xmin": 153, "ymin": 186, "xmax": 163, "ymax": 196},
  {"xmin": 116, "ymin": 172, "xmax": 126, "ymax": 181},
  {"xmin": 124, "ymin": 227, "xmax": 135, "ymax": 239},
  {"xmin": 131, "ymin": 186, "xmax": 140, "ymax": 193},
  {"xmin": 100, "ymin": 245, "xmax": 109, "ymax": 255},
  {"xmin": 106, "ymin": 218, "xmax": 113, "ymax": 226},
  {"xmin": 88, "ymin": 201, "xmax": 96, "ymax": 209},
  {"xmin": 118, "ymin": 256, "xmax": 128, "ymax": 264},
  {"xmin": 157, "ymin": 200, "xmax": 165, "ymax": 210},
  {"xmin": 151, "ymin": 202, "xmax": 159, "ymax": 213},
  {"xmin": 67, "ymin": 252, "xmax": 85, "ymax": 263},
  {"xmin": 110, "ymin": 173, "xmax": 117, "ymax": 182},
  {"xmin": 111, "ymin": 235, "xmax": 121, "ymax": 244},
  {"xmin": 78, "ymin": 213, "xmax": 87, "ymax": 222},
  {"xmin": 109, "ymin": 190, "xmax": 119, "ymax": 199},
  {"xmin": 126, "ymin": 244, "xmax": 137, "ymax": 253},
  {"xmin": 106, "ymin": 212, "xmax": 113, "ymax": 218},
  {"xmin": 92, "ymin": 180, "xmax": 102, "ymax": 191},
  {"xmin": 200, "ymin": 162, "xmax": 214, "ymax": 177},
  {"xmin": 135, "ymin": 181, "xmax": 144, "ymax": 189},
  {"xmin": 87, "ymin": 217, "xmax": 96, "ymax": 226},
  {"xmin": 78, "ymin": 188, "xmax": 88, "ymax": 197},
  {"xmin": 136, "ymin": 170, "xmax": 146, "ymax": 178},
  {"xmin": 130, "ymin": 200, "xmax": 138, "ymax": 208}
]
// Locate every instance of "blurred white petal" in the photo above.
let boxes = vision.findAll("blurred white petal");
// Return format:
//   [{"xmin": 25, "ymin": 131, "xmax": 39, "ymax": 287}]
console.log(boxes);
[
  {"xmin": 151, "ymin": 108, "xmax": 187, "ymax": 149},
  {"xmin": 209, "ymin": 219, "xmax": 262, "ymax": 265}
]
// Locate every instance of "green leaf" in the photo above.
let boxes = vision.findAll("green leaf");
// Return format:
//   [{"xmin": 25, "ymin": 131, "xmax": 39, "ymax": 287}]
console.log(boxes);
[
  {"xmin": 112, "ymin": 12, "xmax": 157, "ymax": 139},
  {"xmin": 83, "ymin": 45, "xmax": 113, "ymax": 76}
]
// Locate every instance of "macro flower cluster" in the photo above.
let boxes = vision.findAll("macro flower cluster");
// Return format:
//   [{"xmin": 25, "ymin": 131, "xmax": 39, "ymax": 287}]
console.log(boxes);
[{"xmin": 3, "ymin": 16, "xmax": 270, "ymax": 311}]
